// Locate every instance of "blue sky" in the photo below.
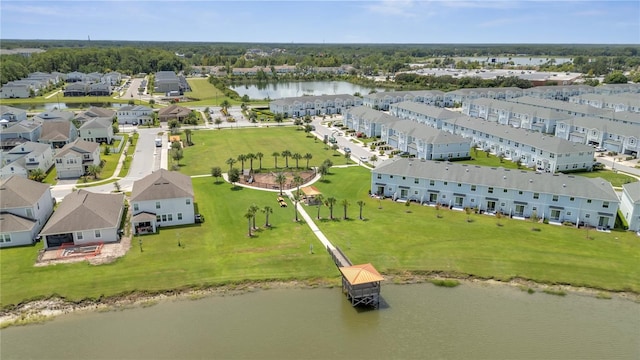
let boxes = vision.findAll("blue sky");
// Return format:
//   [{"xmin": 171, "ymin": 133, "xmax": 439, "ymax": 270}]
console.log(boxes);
[{"xmin": 1, "ymin": 1, "xmax": 638, "ymax": 44}]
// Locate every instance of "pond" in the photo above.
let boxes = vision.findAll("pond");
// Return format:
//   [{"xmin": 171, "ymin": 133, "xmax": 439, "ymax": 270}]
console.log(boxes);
[{"xmin": 230, "ymin": 81, "xmax": 385, "ymax": 100}]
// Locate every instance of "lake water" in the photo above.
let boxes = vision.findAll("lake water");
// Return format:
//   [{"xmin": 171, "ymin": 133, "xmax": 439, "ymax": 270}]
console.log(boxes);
[
  {"xmin": 230, "ymin": 81, "xmax": 384, "ymax": 100},
  {"xmin": 2, "ymin": 283, "xmax": 638, "ymax": 359}
]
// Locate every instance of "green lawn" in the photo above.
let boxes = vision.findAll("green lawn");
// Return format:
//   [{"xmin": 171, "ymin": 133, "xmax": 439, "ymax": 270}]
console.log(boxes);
[
  {"xmin": 173, "ymin": 127, "xmax": 346, "ymax": 175},
  {"xmin": 575, "ymin": 169, "xmax": 637, "ymax": 187},
  {"xmin": 0, "ymin": 177, "xmax": 335, "ymax": 307},
  {"xmin": 311, "ymin": 166, "xmax": 640, "ymax": 293},
  {"xmin": 184, "ymin": 78, "xmax": 225, "ymax": 101},
  {"xmin": 458, "ymin": 149, "xmax": 526, "ymax": 170}
]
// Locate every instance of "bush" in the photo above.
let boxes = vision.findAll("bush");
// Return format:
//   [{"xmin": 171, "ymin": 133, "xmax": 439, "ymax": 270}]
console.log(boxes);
[{"xmin": 430, "ymin": 279, "xmax": 460, "ymax": 287}]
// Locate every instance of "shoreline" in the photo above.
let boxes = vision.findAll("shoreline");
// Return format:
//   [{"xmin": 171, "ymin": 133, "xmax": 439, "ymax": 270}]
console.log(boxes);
[{"xmin": 2, "ymin": 274, "xmax": 638, "ymax": 329}]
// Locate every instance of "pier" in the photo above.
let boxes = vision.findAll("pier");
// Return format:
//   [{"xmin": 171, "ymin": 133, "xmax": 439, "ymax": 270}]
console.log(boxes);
[{"xmin": 328, "ymin": 246, "xmax": 383, "ymax": 309}]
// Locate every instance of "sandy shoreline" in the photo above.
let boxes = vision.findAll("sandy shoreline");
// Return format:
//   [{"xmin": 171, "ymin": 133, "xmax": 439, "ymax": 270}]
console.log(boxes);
[{"xmin": 2, "ymin": 274, "xmax": 638, "ymax": 329}]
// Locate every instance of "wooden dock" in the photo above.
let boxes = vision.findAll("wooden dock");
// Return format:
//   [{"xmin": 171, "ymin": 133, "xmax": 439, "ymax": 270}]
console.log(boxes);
[{"xmin": 328, "ymin": 246, "xmax": 383, "ymax": 309}]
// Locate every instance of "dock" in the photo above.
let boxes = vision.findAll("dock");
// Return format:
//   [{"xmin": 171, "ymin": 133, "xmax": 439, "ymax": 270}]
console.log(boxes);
[{"xmin": 328, "ymin": 246, "xmax": 383, "ymax": 309}]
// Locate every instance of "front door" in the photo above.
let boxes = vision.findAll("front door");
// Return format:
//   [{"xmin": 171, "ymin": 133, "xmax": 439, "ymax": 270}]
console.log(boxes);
[
  {"xmin": 487, "ymin": 201, "xmax": 496, "ymax": 212},
  {"xmin": 400, "ymin": 189, "xmax": 408, "ymax": 199},
  {"xmin": 598, "ymin": 216, "xmax": 608, "ymax": 227},
  {"xmin": 429, "ymin": 193, "xmax": 438, "ymax": 203}
]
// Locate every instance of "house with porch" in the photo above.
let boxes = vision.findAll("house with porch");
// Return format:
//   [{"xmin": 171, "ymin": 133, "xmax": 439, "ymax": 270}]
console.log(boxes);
[
  {"xmin": 53, "ymin": 139, "xmax": 101, "ymax": 179},
  {"xmin": 63, "ymin": 82, "xmax": 89, "ymax": 97},
  {"xmin": 88, "ymin": 82, "xmax": 111, "ymax": 96},
  {"xmin": 38, "ymin": 120, "xmax": 78, "ymax": 149},
  {"xmin": 39, "ymin": 190, "xmax": 124, "ymax": 249},
  {"xmin": 0, "ymin": 83, "xmax": 31, "ymax": 99},
  {"xmin": 78, "ymin": 117, "xmax": 114, "ymax": 144},
  {"xmin": 0, "ymin": 119, "xmax": 42, "ymax": 146},
  {"xmin": 116, "ymin": 105, "xmax": 153, "ymax": 125},
  {"xmin": 1, "ymin": 141, "xmax": 54, "ymax": 179},
  {"xmin": 0, "ymin": 176, "xmax": 54, "ymax": 247},
  {"xmin": 372, "ymin": 158, "xmax": 619, "ymax": 228},
  {"xmin": 130, "ymin": 169, "xmax": 195, "ymax": 235}
]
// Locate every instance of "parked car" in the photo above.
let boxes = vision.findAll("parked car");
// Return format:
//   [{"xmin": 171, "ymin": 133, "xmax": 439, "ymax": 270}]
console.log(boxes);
[{"xmin": 344, "ymin": 147, "xmax": 351, "ymax": 153}]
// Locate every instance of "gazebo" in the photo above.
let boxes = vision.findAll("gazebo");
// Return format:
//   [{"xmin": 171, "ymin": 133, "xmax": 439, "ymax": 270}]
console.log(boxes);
[
  {"xmin": 338, "ymin": 263, "xmax": 384, "ymax": 308},
  {"xmin": 300, "ymin": 186, "xmax": 322, "ymax": 205}
]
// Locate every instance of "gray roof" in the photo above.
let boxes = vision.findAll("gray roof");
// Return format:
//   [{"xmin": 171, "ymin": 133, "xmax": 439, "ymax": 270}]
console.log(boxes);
[
  {"xmin": 131, "ymin": 169, "xmax": 194, "ymax": 202},
  {"xmin": 392, "ymin": 101, "xmax": 464, "ymax": 120},
  {"xmin": 374, "ymin": 158, "xmax": 618, "ymax": 201},
  {"xmin": 448, "ymin": 87, "xmax": 522, "ymax": 96},
  {"xmin": 445, "ymin": 116, "xmax": 595, "ymax": 154},
  {"xmin": 346, "ymin": 106, "xmax": 400, "ymax": 124},
  {"xmin": 623, "ymin": 182, "xmax": 640, "ymax": 203},
  {"xmin": 270, "ymin": 94, "xmax": 360, "ymax": 106},
  {"xmin": 507, "ymin": 96, "xmax": 609, "ymax": 117},
  {"xmin": 33, "ymin": 110, "xmax": 75, "ymax": 122},
  {"xmin": 40, "ymin": 190, "xmax": 124, "ymax": 235},
  {"xmin": 55, "ymin": 139, "xmax": 99, "ymax": 157},
  {"xmin": 469, "ymin": 98, "xmax": 573, "ymax": 120},
  {"xmin": 0, "ymin": 105, "xmax": 27, "ymax": 118},
  {"xmin": 80, "ymin": 107, "xmax": 116, "ymax": 118},
  {"xmin": 0, "ymin": 176, "xmax": 51, "ymax": 209},
  {"xmin": 117, "ymin": 105, "xmax": 152, "ymax": 112},
  {"xmin": 0, "ymin": 212, "xmax": 36, "ymax": 232},
  {"xmin": 8, "ymin": 141, "xmax": 50, "ymax": 155},
  {"xmin": 0, "ymin": 119, "xmax": 41, "ymax": 134},
  {"xmin": 39, "ymin": 121, "xmax": 74, "ymax": 142},
  {"xmin": 366, "ymin": 90, "xmax": 445, "ymax": 100},
  {"xmin": 392, "ymin": 119, "xmax": 469, "ymax": 145},
  {"xmin": 573, "ymin": 93, "xmax": 640, "ymax": 107},
  {"xmin": 79, "ymin": 117, "xmax": 112, "ymax": 130}
]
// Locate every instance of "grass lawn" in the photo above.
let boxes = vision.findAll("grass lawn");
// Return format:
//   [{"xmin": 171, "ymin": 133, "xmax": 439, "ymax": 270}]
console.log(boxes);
[
  {"xmin": 184, "ymin": 78, "xmax": 225, "ymax": 101},
  {"xmin": 0, "ymin": 177, "xmax": 335, "ymax": 307},
  {"xmin": 171, "ymin": 127, "xmax": 348, "ymax": 175},
  {"xmin": 575, "ymin": 169, "xmax": 637, "ymax": 187},
  {"xmin": 311, "ymin": 166, "xmax": 640, "ymax": 293},
  {"xmin": 458, "ymin": 149, "xmax": 526, "ymax": 170},
  {"xmin": 118, "ymin": 133, "xmax": 139, "ymax": 178}
]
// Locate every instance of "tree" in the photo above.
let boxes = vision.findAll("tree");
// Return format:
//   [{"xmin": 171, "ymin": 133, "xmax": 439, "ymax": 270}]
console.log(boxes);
[
  {"xmin": 370, "ymin": 155, "xmax": 378, "ymax": 163},
  {"xmin": 87, "ymin": 164, "xmax": 102, "ymax": 179},
  {"xmin": 246, "ymin": 153, "xmax": 256, "ymax": 172},
  {"xmin": 237, "ymin": 154, "xmax": 247, "ymax": 171},
  {"xmin": 344, "ymin": 151, "xmax": 350, "ymax": 164},
  {"xmin": 249, "ymin": 203, "xmax": 260, "ymax": 230},
  {"xmin": 356, "ymin": 200, "xmax": 365, "ymax": 220},
  {"xmin": 184, "ymin": 129, "xmax": 192, "ymax": 146},
  {"xmin": 465, "ymin": 207, "xmax": 472, "ymax": 222},
  {"xmin": 256, "ymin": 152, "xmax": 264, "ymax": 170},
  {"xmin": 304, "ymin": 153, "xmax": 313, "ymax": 169},
  {"xmin": 226, "ymin": 157, "xmax": 237, "ymax": 172},
  {"xmin": 171, "ymin": 148, "xmax": 184, "ymax": 165},
  {"xmin": 292, "ymin": 153, "xmax": 302, "ymax": 169},
  {"xmin": 28, "ymin": 168, "xmax": 46, "ymax": 182},
  {"xmin": 274, "ymin": 114, "xmax": 284, "ymax": 126},
  {"xmin": 315, "ymin": 194, "xmax": 324, "ymax": 219},
  {"xmin": 604, "ymin": 71, "xmax": 628, "ymax": 84},
  {"xmin": 228, "ymin": 167, "xmax": 240, "ymax": 186},
  {"xmin": 244, "ymin": 209, "xmax": 254, "ymax": 237},
  {"xmin": 211, "ymin": 166, "xmax": 222, "ymax": 183},
  {"xmin": 113, "ymin": 181, "xmax": 122, "ymax": 193},
  {"xmin": 168, "ymin": 119, "xmax": 180, "ymax": 133},
  {"xmin": 341, "ymin": 199, "xmax": 350, "ymax": 220},
  {"xmin": 325, "ymin": 197, "xmax": 337, "ymax": 220},
  {"xmin": 292, "ymin": 174, "xmax": 304, "ymax": 198},
  {"xmin": 281, "ymin": 150, "xmax": 292, "ymax": 168},
  {"xmin": 275, "ymin": 172, "xmax": 287, "ymax": 195},
  {"xmin": 272, "ymin": 151, "xmax": 280, "ymax": 169},
  {"xmin": 262, "ymin": 205, "xmax": 273, "ymax": 227},
  {"xmin": 215, "ymin": 117, "xmax": 223, "ymax": 129},
  {"xmin": 331, "ymin": 144, "xmax": 339, "ymax": 153},
  {"xmin": 220, "ymin": 99, "xmax": 231, "ymax": 112}
]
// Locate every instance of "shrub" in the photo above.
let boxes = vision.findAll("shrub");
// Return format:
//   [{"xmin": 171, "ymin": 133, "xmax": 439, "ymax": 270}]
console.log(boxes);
[{"xmin": 430, "ymin": 279, "xmax": 460, "ymax": 287}]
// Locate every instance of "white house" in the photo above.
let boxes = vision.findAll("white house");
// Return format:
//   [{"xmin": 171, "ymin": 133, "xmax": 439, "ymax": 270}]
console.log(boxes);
[
  {"xmin": 0, "ymin": 83, "xmax": 31, "ymax": 99},
  {"xmin": 389, "ymin": 101, "xmax": 464, "ymax": 129},
  {"xmin": 569, "ymin": 93, "xmax": 640, "ymax": 113},
  {"xmin": 620, "ymin": 182, "xmax": 640, "ymax": 232},
  {"xmin": 269, "ymin": 94, "xmax": 363, "ymax": 118},
  {"xmin": 0, "ymin": 176, "xmax": 54, "ymax": 247},
  {"xmin": 555, "ymin": 116, "xmax": 640, "ymax": 156},
  {"xmin": 130, "ymin": 169, "xmax": 195, "ymax": 234},
  {"xmin": 362, "ymin": 90, "xmax": 446, "ymax": 110},
  {"xmin": 116, "ymin": 105, "xmax": 153, "ymax": 125},
  {"xmin": 0, "ymin": 105, "xmax": 28, "ymax": 122},
  {"xmin": 39, "ymin": 190, "xmax": 124, "ymax": 249},
  {"xmin": 78, "ymin": 117, "xmax": 114, "ymax": 144},
  {"xmin": 1, "ymin": 141, "xmax": 54, "ymax": 179},
  {"xmin": 372, "ymin": 158, "xmax": 619, "ymax": 229},
  {"xmin": 54, "ymin": 139, "xmax": 101, "ymax": 179}
]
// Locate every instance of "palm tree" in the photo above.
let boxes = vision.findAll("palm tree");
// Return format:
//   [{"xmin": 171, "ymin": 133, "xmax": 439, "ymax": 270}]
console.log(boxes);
[
  {"xmin": 292, "ymin": 174, "xmax": 304, "ymax": 199},
  {"xmin": 303, "ymin": 153, "xmax": 313, "ymax": 169},
  {"xmin": 246, "ymin": 153, "xmax": 256, "ymax": 172},
  {"xmin": 341, "ymin": 199, "xmax": 350, "ymax": 219},
  {"xmin": 256, "ymin": 152, "xmax": 264, "ymax": 170},
  {"xmin": 215, "ymin": 117, "xmax": 223, "ymax": 129},
  {"xmin": 87, "ymin": 164, "xmax": 102, "ymax": 179},
  {"xmin": 275, "ymin": 172, "xmax": 287, "ymax": 195},
  {"xmin": 262, "ymin": 205, "xmax": 273, "ymax": 227},
  {"xmin": 272, "ymin": 151, "xmax": 280, "ymax": 169},
  {"xmin": 244, "ymin": 210, "xmax": 254, "ymax": 237},
  {"xmin": 370, "ymin": 155, "xmax": 378, "ymax": 163},
  {"xmin": 237, "ymin": 154, "xmax": 247, "ymax": 171},
  {"xmin": 184, "ymin": 129, "xmax": 192, "ymax": 146},
  {"xmin": 249, "ymin": 203, "xmax": 260, "ymax": 230},
  {"xmin": 281, "ymin": 150, "xmax": 292, "ymax": 168},
  {"xmin": 28, "ymin": 168, "xmax": 46, "ymax": 182},
  {"xmin": 220, "ymin": 99, "xmax": 231, "ymax": 113},
  {"xmin": 226, "ymin": 157, "xmax": 237, "ymax": 172},
  {"xmin": 292, "ymin": 153, "xmax": 302, "ymax": 169},
  {"xmin": 292, "ymin": 192, "xmax": 300, "ymax": 222},
  {"xmin": 315, "ymin": 194, "xmax": 324, "ymax": 219},
  {"xmin": 325, "ymin": 197, "xmax": 337, "ymax": 220},
  {"xmin": 357, "ymin": 200, "xmax": 365, "ymax": 220}
]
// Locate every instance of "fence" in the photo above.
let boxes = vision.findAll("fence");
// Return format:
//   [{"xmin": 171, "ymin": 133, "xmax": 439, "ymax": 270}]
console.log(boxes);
[{"xmin": 108, "ymin": 135, "xmax": 125, "ymax": 153}]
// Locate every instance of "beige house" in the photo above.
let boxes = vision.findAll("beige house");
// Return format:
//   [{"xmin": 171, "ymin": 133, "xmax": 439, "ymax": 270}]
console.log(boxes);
[{"xmin": 158, "ymin": 104, "xmax": 192, "ymax": 122}]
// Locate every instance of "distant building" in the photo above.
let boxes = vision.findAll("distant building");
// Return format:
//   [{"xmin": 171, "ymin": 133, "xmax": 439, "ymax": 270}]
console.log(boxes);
[
  {"xmin": 154, "ymin": 71, "xmax": 180, "ymax": 93},
  {"xmin": 269, "ymin": 94, "xmax": 363, "ymax": 117}
]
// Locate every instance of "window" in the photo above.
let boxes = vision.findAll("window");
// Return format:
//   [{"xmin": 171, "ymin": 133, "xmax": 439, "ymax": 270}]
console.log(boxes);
[
  {"xmin": 178, "ymin": 213, "xmax": 183, "ymax": 220},
  {"xmin": 457, "ymin": 183, "xmax": 462, "ymax": 187},
  {"xmin": 95, "ymin": 230, "xmax": 101, "ymax": 238},
  {"xmin": 162, "ymin": 214, "xmax": 167, "ymax": 222},
  {"xmin": 488, "ymin": 187, "xmax": 494, "ymax": 194},
  {"xmin": 156, "ymin": 215, "xmax": 161, "ymax": 222},
  {"xmin": 443, "ymin": 182, "xmax": 448, "ymax": 186},
  {"xmin": 156, "ymin": 202, "xmax": 161, "ymax": 209},
  {"xmin": 552, "ymin": 195, "xmax": 558, "ymax": 202},
  {"xmin": 503, "ymin": 189, "xmax": 508, "ymax": 193},
  {"xmin": 533, "ymin": 193, "xmax": 539, "ymax": 199},
  {"xmin": 570, "ymin": 197, "xmax": 575, "ymax": 201},
  {"xmin": 377, "ymin": 174, "xmax": 381, "ymax": 179},
  {"xmin": 133, "ymin": 203, "xmax": 139, "ymax": 211},
  {"xmin": 402, "ymin": 176, "xmax": 406, "ymax": 180},
  {"xmin": 167, "ymin": 214, "xmax": 173, "ymax": 221},
  {"xmin": 518, "ymin": 191, "xmax": 523, "ymax": 195},
  {"xmin": 603, "ymin": 202, "xmax": 609, "ymax": 208},
  {"xmin": 471, "ymin": 185, "xmax": 476, "ymax": 191},
  {"xmin": 429, "ymin": 180, "xmax": 435, "ymax": 186},
  {"xmin": 587, "ymin": 199, "xmax": 592, "ymax": 203},
  {"xmin": 77, "ymin": 232, "xmax": 83, "ymax": 240},
  {"xmin": 0, "ymin": 234, "xmax": 11, "ymax": 243}
]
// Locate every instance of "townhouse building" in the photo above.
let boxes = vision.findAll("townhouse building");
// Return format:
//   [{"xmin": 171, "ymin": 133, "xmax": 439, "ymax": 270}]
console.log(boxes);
[
  {"xmin": 344, "ymin": 106, "xmax": 400, "ymax": 137},
  {"xmin": 155, "ymin": 71, "xmax": 181, "ymax": 93},
  {"xmin": 569, "ymin": 93, "xmax": 640, "ymax": 113},
  {"xmin": 362, "ymin": 90, "xmax": 446, "ymax": 110},
  {"xmin": 620, "ymin": 182, "xmax": 640, "ymax": 232},
  {"xmin": 269, "ymin": 94, "xmax": 363, "ymax": 117},
  {"xmin": 463, "ymin": 98, "xmax": 572, "ymax": 133},
  {"xmin": 444, "ymin": 87, "xmax": 524, "ymax": 107},
  {"xmin": 0, "ymin": 83, "xmax": 31, "ymax": 99},
  {"xmin": 389, "ymin": 101, "xmax": 463, "ymax": 129},
  {"xmin": 592, "ymin": 83, "xmax": 640, "ymax": 95},
  {"xmin": 521, "ymin": 84, "xmax": 594, "ymax": 100},
  {"xmin": 555, "ymin": 116, "xmax": 640, "ymax": 155},
  {"xmin": 381, "ymin": 120, "xmax": 471, "ymax": 161},
  {"xmin": 372, "ymin": 158, "xmax": 618, "ymax": 229}
]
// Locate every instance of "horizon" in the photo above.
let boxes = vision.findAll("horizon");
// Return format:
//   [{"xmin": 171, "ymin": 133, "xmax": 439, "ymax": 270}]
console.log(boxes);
[{"xmin": 1, "ymin": 0, "xmax": 638, "ymax": 44}]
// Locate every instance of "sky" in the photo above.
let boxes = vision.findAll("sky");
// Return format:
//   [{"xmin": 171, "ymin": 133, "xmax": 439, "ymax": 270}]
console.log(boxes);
[{"xmin": 1, "ymin": 0, "xmax": 639, "ymax": 44}]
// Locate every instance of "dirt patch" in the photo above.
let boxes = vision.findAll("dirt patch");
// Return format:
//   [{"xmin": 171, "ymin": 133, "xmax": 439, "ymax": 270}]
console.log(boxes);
[
  {"xmin": 35, "ymin": 234, "xmax": 132, "ymax": 267},
  {"xmin": 241, "ymin": 170, "xmax": 315, "ymax": 190}
]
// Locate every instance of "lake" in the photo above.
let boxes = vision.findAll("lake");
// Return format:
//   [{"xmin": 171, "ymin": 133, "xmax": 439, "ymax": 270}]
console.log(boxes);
[
  {"xmin": 1, "ymin": 283, "xmax": 638, "ymax": 359},
  {"xmin": 230, "ymin": 81, "xmax": 384, "ymax": 100}
]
